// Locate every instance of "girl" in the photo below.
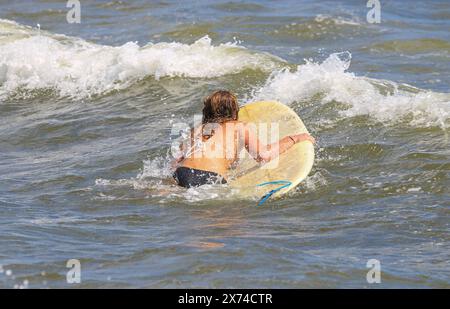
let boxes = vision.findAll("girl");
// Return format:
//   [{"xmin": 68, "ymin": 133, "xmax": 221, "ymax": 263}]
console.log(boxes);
[{"xmin": 172, "ymin": 90, "xmax": 315, "ymax": 188}]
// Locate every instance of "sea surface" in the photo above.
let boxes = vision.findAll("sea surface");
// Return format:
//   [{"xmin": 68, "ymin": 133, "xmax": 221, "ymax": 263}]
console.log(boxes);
[{"xmin": 0, "ymin": 0, "xmax": 449, "ymax": 288}]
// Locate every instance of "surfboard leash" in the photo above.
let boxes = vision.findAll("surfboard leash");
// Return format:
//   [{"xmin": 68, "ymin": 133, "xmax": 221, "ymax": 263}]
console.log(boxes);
[{"xmin": 256, "ymin": 180, "xmax": 292, "ymax": 206}]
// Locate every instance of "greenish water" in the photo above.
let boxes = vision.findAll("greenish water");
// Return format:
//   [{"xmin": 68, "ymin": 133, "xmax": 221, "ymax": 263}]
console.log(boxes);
[{"xmin": 0, "ymin": 0, "xmax": 449, "ymax": 288}]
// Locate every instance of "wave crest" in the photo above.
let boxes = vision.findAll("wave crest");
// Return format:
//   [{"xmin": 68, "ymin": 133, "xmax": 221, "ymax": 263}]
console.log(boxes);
[
  {"xmin": 0, "ymin": 19, "xmax": 281, "ymax": 99},
  {"xmin": 253, "ymin": 52, "xmax": 450, "ymax": 128}
]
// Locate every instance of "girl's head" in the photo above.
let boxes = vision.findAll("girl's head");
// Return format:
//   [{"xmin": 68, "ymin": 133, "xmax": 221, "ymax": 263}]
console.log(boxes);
[{"xmin": 202, "ymin": 90, "xmax": 239, "ymax": 124}]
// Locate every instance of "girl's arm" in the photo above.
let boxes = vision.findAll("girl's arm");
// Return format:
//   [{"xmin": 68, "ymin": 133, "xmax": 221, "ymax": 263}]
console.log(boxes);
[{"xmin": 243, "ymin": 124, "xmax": 315, "ymax": 163}]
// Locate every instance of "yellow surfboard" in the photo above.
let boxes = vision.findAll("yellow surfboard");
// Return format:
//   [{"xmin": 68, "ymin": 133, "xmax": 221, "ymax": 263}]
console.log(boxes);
[{"xmin": 227, "ymin": 101, "xmax": 314, "ymax": 198}]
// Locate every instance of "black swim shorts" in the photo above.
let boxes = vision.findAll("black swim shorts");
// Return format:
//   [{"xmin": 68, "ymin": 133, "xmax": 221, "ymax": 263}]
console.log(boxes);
[{"xmin": 173, "ymin": 167, "xmax": 227, "ymax": 188}]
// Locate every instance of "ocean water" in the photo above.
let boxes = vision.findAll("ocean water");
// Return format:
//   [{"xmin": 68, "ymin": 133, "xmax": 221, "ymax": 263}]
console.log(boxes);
[{"xmin": 0, "ymin": 0, "xmax": 449, "ymax": 288}]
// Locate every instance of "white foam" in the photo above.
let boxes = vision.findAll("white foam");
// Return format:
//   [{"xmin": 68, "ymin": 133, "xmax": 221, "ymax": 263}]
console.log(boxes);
[
  {"xmin": 407, "ymin": 187, "xmax": 421, "ymax": 193},
  {"xmin": 137, "ymin": 155, "xmax": 173, "ymax": 179},
  {"xmin": 94, "ymin": 154, "xmax": 245, "ymax": 203},
  {"xmin": 302, "ymin": 171, "xmax": 328, "ymax": 192},
  {"xmin": 314, "ymin": 14, "xmax": 361, "ymax": 26},
  {"xmin": 253, "ymin": 52, "xmax": 450, "ymax": 128},
  {"xmin": 0, "ymin": 19, "xmax": 281, "ymax": 99}
]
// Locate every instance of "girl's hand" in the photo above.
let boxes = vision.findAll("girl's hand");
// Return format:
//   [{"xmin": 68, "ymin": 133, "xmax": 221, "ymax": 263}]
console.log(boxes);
[{"xmin": 292, "ymin": 133, "xmax": 315, "ymax": 144}]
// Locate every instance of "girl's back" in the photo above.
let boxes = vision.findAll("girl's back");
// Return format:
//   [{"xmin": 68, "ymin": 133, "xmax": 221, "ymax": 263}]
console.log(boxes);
[{"xmin": 181, "ymin": 121, "xmax": 242, "ymax": 177}]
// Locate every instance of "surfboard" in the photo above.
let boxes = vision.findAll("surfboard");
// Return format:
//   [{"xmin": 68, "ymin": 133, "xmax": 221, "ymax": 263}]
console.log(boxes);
[{"xmin": 227, "ymin": 101, "xmax": 314, "ymax": 198}]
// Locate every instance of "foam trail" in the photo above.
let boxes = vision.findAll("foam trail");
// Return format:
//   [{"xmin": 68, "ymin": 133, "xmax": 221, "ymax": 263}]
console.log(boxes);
[
  {"xmin": 0, "ymin": 19, "xmax": 282, "ymax": 99},
  {"xmin": 253, "ymin": 52, "xmax": 450, "ymax": 128}
]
